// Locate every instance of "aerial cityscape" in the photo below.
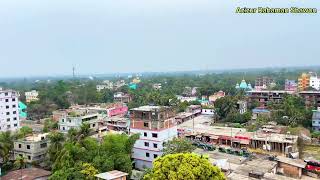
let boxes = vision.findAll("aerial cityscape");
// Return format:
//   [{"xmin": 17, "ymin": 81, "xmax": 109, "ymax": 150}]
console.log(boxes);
[
  {"xmin": 1, "ymin": 0, "xmax": 320, "ymax": 180},
  {"xmin": 1, "ymin": 69, "xmax": 320, "ymax": 180}
]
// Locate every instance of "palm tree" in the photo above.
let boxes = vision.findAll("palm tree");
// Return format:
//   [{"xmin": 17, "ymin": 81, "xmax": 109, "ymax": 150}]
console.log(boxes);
[
  {"xmin": 14, "ymin": 155, "xmax": 27, "ymax": 180},
  {"xmin": 0, "ymin": 131, "xmax": 14, "ymax": 164},
  {"xmin": 67, "ymin": 128, "xmax": 78, "ymax": 142},
  {"xmin": 48, "ymin": 132, "xmax": 65, "ymax": 163},
  {"xmin": 77, "ymin": 123, "xmax": 91, "ymax": 142},
  {"xmin": 14, "ymin": 155, "xmax": 26, "ymax": 170}
]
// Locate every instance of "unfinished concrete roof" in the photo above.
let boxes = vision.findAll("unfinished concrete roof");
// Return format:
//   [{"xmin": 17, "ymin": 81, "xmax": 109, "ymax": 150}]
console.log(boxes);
[
  {"xmin": 228, "ymin": 158, "xmax": 277, "ymax": 180},
  {"xmin": 251, "ymin": 132, "xmax": 298, "ymax": 143}
]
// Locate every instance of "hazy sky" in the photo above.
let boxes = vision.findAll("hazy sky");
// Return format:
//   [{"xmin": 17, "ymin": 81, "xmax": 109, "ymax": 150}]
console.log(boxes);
[{"xmin": 0, "ymin": 0, "xmax": 319, "ymax": 77}]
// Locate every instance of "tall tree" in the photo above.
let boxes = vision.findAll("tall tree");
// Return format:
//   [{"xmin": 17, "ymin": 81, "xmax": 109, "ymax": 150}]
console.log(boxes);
[{"xmin": 144, "ymin": 153, "xmax": 225, "ymax": 180}]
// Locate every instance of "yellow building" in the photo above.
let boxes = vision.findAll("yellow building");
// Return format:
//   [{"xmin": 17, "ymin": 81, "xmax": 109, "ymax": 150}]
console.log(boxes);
[
  {"xmin": 132, "ymin": 77, "xmax": 141, "ymax": 84},
  {"xmin": 25, "ymin": 90, "xmax": 39, "ymax": 103},
  {"xmin": 298, "ymin": 73, "xmax": 310, "ymax": 91}
]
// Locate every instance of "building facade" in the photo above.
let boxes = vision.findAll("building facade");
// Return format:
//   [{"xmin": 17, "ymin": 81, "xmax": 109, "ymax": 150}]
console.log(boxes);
[
  {"xmin": 255, "ymin": 76, "xmax": 273, "ymax": 90},
  {"xmin": 0, "ymin": 89, "xmax": 20, "ymax": 132},
  {"xmin": 247, "ymin": 90, "xmax": 294, "ymax": 108},
  {"xmin": 284, "ymin": 79, "xmax": 298, "ymax": 92},
  {"xmin": 58, "ymin": 113, "xmax": 104, "ymax": 133},
  {"xmin": 312, "ymin": 108, "xmax": 320, "ymax": 131},
  {"xmin": 208, "ymin": 91, "xmax": 225, "ymax": 104},
  {"xmin": 130, "ymin": 106, "xmax": 177, "ymax": 169},
  {"xmin": 237, "ymin": 100, "xmax": 247, "ymax": 114},
  {"xmin": 310, "ymin": 74, "xmax": 320, "ymax": 90},
  {"xmin": 13, "ymin": 133, "xmax": 49, "ymax": 163},
  {"xmin": 298, "ymin": 73, "xmax": 310, "ymax": 91},
  {"xmin": 25, "ymin": 90, "xmax": 39, "ymax": 103},
  {"xmin": 113, "ymin": 92, "xmax": 131, "ymax": 103},
  {"xmin": 106, "ymin": 103, "xmax": 128, "ymax": 117},
  {"xmin": 298, "ymin": 91, "xmax": 320, "ymax": 109}
]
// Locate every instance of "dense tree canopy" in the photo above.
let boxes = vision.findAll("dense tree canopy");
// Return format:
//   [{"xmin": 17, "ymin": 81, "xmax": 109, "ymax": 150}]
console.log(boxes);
[
  {"xmin": 268, "ymin": 95, "xmax": 313, "ymax": 127},
  {"xmin": 49, "ymin": 132, "xmax": 140, "ymax": 179},
  {"xmin": 144, "ymin": 153, "xmax": 225, "ymax": 180}
]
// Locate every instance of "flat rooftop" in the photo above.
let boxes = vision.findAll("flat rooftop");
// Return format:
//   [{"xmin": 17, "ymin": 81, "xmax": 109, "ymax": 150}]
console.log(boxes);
[
  {"xmin": 247, "ymin": 90, "xmax": 294, "ymax": 94},
  {"xmin": 276, "ymin": 156, "xmax": 306, "ymax": 168},
  {"xmin": 17, "ymin": 133, "xmax": 49, "ymax": 142},
  {"xmin": 175, "ymin": 112, "xmax": 194, "ymax": 118},
  {"xmin": 95, "ymin": 170, "xmax": 128, "ymax": 180},
  {"xmin": 131, "ymin": 105, "xmax": 169, "ymax": 112},
  {"xmin": 299, "ymin": 91, "xmax": 320, "ymax": 94},
  {"xmin": 251, "ymin": 132, "xmax": 298, "ymax": 144},
  {"xmin": 178, "ymin": 115, "xmax": 246, "ymax": 137}
]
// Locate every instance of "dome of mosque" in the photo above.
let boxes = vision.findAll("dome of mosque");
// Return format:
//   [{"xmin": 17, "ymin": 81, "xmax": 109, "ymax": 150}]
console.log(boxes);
[
  {"xmin": 235, "ymin": 83, "xmax": 240, "ymax": 89},
  {"xmin": 247, "ymin": 83, "xmax": 253, "ymax": 90},
  {"xmin": 239, "ymin": 80, "xmax": 248, "ymax": 89}
]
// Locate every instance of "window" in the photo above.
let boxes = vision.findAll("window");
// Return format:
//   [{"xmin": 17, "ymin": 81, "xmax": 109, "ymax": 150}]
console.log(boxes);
[
  {"xmin": 92, "ymin": 124, "xmax": 96, "ymax": 127},
  {"xmin": 62, "ymin": 119, "xmax": 64, "ymax": 122},
  {"xmin": 40, "ymin": 143, "xmax": 47, "ymax": 148},
  {"xmin": 19, "ymin": 144, "xmax": 22, "ymax": 148},
  {"xmin": 152, "ymin": 133, "xmax": 158, "ymax": 138},
  {"xmin": 62, "ymin": 127, "xmax": 65, "ymax": 130},
  {"xmin": 5, "ymin": 92, "xmax": 8, "ymax": 96},
  {"xmin": 28, "ymin": 156, "xmax": 31, "ymax": 160},
  {"xmin": 12, "ymin": 105, "xmax": 16, "ymax": 108},
  {"xmin": 6, "ymin": 105, "xmax": 9, "ymax": 109},
  {"xmin": 153, "ymin": 143, "xmax": 158, "ymax": 148},
  {"xmin": 7, "ymin": 125, "xmax": 10, "ymax": 128},
  {"xmin": 7, "ymin": 118, "xmax": 10, "ymax": 122},
  {"xmin": 146, "ymin": 152, "xmax": 150, "ymax": 157},
  {"xmin": 14, "ymin": 124, "xmax": 17, "ymax": 127},
  {"xmin": 5, "ymin": 99, "xmax": 8, "ymax": 102},
  {"xmin": 13, "ymin": 111, "xmax": 16, "ymax": 114},
  {"xmin": 12, "ymin": 98, "xmax": 16, "ymax": 102},
  {"xmin": 154, "ymin": 154, "xmax": 158, "ymax": 158},
  {"xmin": 13, "ymin": 117, "xmax": 17, "ymax": 121},
  {"xmin": 144, "ymin": 142, "xmax": 149, "ymax": 147},
  {"xmin": 144, "ymin": 122, "xmax": 149, "ymax": 128},
  {"xmin": 6, "ymin": 112, "xmax": 10, "ymax": 115},
  {"xmin": 144, "ymin": 132, "xmax": 147, "ymax": 137},
  {"xmin": 27, "ymin": 145, "xmax": 30, "ymax": 149}
]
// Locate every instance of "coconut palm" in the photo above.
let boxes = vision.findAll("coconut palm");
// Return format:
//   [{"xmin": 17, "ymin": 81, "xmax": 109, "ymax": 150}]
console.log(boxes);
[
  {"xmin": 0, "ymin": 131, "xmax": 14, "ymax": 163},
  {"xmin": 47, "ymin": 132, "xmax": 65, "ymax": 164}
]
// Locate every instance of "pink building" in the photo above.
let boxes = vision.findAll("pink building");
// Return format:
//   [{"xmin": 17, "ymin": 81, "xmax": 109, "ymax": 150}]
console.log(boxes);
[
  {"xmin": 107, "ymin": 104, "xmax": 128, "ymax": 117},
  {"xmin": 209, "ymin": 91, "xmax": 225, "ymax": 104},
  {"xmin": 285, "ymin": 79, "xmax": 297, "ymax": 92}
]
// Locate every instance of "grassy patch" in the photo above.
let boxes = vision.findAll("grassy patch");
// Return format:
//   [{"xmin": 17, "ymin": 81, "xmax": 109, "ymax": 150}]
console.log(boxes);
[{"xmin": 302, "ymin": 144, "xmax": 320, "ymax": 161}]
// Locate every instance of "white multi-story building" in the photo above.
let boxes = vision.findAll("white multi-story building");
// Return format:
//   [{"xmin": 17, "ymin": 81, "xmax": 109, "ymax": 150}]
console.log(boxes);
[
  {"xmin": 310, "ymin": 75, "xmax": 320, "ymax": 90},
  {"xmin": 25, "ymin": 90, "xmax": 39, "ymax": 103},
  {"xmin": 96, "ymin": 85, "xmax": 109, "ymax": 92},
  {"xmin": 312, "ymin": 107, "xmax": 320, "ymax": 131},
  {"xmin": 0, "ymin": 89, "xmax": 20, "ymax": 132},
  {"xmin": 130, "ymin": 106, "xmax": 177, "ymax": 169},
  {"xmin": 58, "ymin": 113, "xmax": 104, "ymax": 133}
]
